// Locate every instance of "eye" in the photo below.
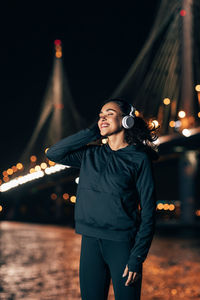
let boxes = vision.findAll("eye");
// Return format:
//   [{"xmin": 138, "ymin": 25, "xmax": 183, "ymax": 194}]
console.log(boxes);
[{"xmin": 98, "ymin": 113, "xmax": 113, "ymax": 119}]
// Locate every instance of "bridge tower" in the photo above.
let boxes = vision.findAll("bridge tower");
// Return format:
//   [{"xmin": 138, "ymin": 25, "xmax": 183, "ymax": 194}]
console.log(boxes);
[{"xmin": 111, "ymin": 0, "xmax": 200, "ymax": 225}]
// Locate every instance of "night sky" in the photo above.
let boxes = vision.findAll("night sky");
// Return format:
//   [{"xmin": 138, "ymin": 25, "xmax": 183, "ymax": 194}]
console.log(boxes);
[{"xmin": 0, "ymin": 2, "xmax": 159, "ymax": 170}]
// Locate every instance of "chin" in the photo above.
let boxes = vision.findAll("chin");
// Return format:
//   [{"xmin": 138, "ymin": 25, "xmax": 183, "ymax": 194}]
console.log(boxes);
[{"xmin": 100, "ymin": 132, "xmax": 108, "ymax": 137}]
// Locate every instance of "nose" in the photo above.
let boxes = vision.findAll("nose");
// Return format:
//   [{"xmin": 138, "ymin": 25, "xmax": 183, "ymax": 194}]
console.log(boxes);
[{"xmin": 101, "ymin": 115, "xmax": 107, "ymax": 121}]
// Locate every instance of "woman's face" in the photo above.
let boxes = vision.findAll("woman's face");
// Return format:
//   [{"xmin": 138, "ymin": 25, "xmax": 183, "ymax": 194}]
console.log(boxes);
[{"xmin": 98, "ymin": 102, "xmax": 124, "ymax": 136}]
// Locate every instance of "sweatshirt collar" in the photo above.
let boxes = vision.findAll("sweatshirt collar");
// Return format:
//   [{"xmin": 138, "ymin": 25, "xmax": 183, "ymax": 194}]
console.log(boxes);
[{"xmin": 105, "ymin": 142, "xmax": 137, "ymax": 153}]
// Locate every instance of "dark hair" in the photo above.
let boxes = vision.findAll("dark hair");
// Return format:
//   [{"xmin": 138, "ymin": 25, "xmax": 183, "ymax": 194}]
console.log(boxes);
[{"xmin": 99, "ymin": 97, "xmax": 160, "ymax": 161}]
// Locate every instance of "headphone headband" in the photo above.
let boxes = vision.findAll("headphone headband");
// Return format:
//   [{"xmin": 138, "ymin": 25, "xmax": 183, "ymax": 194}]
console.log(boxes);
[{"xmin": 129, "ymin": 104, "xmax": 136, "ymax": 118}]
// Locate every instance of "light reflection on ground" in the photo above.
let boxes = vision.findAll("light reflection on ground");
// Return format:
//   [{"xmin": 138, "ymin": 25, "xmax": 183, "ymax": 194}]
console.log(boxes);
[{"xmin": 0, "ymin": 221, "xmax": 200, "ymax": 299}]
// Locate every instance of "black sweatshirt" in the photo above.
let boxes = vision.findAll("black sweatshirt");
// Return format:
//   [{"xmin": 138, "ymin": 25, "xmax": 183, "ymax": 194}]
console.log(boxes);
[{"xmin": 46, "ymin": 123, "xmax": 157, "ymax": 273}]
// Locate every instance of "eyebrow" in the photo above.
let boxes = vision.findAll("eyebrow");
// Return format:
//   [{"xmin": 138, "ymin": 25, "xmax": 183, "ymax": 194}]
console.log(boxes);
[{"xmin": 99, "ymin": 109, "xmax": 117, "ymax": 114}]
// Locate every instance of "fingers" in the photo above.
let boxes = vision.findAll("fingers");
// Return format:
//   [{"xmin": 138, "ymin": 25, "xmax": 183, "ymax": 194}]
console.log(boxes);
[
  {"xmin": 122, "ymin": 265, "xmax": 141, "ymax": 286},
  {"xmin": 122, "ymin": 264, "xmax": 129, "ymax": 278},
  {"xmin": 125, "ymin": 271, "xmax": 135, "ymax": 286},
  {"xmin": 125, "ymin": 272, "xmax": 140, "ymax": 286}
]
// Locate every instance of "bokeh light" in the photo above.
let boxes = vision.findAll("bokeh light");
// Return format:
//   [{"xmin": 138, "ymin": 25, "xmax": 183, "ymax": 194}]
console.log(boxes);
[
  {"xmin": 70, "ymin": 196, "xmax": 76, "ymax": 203},
  {"xmin": 163, "ymin": 98, "xmax": 170, "ymax": 105},
  {"xmin": 63, "ymin": 193, "xmax": 69, "ymax": 200},
  {"xmin": 16, "ymin": 163, "xmax": 23, "ymax": 170},
  {"xmin": 30, "ymin": 155, "xmax": 37, "ymax": 162},
  {"xmin": 178, "ymin": 111, "xmax": 186, "ymax": 118}
]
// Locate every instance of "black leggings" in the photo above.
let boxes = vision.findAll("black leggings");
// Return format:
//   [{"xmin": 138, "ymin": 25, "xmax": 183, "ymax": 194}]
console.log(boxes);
[{"xmin": 79, "ymin": 234, "xmax": 143, "ymax": 300}]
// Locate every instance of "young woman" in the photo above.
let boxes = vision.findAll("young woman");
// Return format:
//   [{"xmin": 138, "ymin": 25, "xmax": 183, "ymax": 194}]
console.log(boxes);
[{"xmin": 46, "ymin": 98, "xmax": 160, "ymax": 300}]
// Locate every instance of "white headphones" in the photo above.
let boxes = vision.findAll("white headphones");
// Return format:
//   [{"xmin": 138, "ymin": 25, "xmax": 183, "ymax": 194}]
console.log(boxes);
[{"xmin": 122, "ymin": 104, "xmax": 136, "ymax": 129}]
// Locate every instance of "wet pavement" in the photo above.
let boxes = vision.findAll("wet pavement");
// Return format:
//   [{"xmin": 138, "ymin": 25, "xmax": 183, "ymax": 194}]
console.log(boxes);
[{"xmin": 0, "ymin": 221, "xmax": 200, "ymax": 300}]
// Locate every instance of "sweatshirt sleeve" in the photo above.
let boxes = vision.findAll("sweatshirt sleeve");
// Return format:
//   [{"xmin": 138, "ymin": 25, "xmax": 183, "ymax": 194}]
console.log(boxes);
[
  {"xmin": 127, "ymin": 154, "xmax": 157, "ymax": 273},
  {"xmin": 46, "ymin": 123, "xmax": 101, "ymax": 168}
]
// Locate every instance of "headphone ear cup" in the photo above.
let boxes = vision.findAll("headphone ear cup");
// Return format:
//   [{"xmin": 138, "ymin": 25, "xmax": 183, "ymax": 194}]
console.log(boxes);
[
  {"xmin": 122, "ymin": 116, "xmax": 135, "ymax": 129},
  {"xmin": 122, "ymin": 116, "xmax": 128, "ymax": 128}
]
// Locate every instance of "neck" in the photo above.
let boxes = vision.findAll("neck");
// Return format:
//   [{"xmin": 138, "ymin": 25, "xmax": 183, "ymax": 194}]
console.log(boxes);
[{"xmin": 107, "ymin": 131, "xmax": 129, "ymax": 151}]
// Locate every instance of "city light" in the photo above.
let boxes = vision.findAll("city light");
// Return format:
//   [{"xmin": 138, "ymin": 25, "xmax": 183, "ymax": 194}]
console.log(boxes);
[
  {"xmin": 156, "ymin": 202, "xmax": 175, "ymax": 211},
  {"xmin": 70, "ymin": 196, "xmax": 76, "ymax": 203},
  {"xmin": 3, "ymin": 171, "xmax": 8, "ymax": 177},
  {"xmin": 44, "ymin": 164, "xmax": 69, "ymax": 175},
  {"xmin": 30, "ymin": 155, "xmax": 37, "ymax": 162},
  {"xmin": 157, "ymin": 203, "xmax": 164, "ymax": 210},
  {"xmin": 163, "ymin": 98, "xmax": 170, "ymax": 105},
  {"xmin": 16, "ymin": 163, "xmax": 23, "ymax": 170},
  {"xmin": 102, "ymin": 138, "xmax": 108, "ymax": 144},
  {"xmin": 182, "ymin": 128, "xmax": 191, "ymax": 137},
  {"xmin": 7, "ymin": 168, "xmax": 13, "ymax": 175},
  {"xmin": 0, "ymin": 170, "xmax": 45, "ymax": 192},
  {"xmin": 63, "ymin": 193, "xmax": 69, "ymax": 200},
  {"xmin": 55, "ymin": 52, "xmax": 62, "ymax": 58},
  {"xmin": 135, "ymin": 110, "xmax": 140, "ymax": 116},
  {"xmin": 75, "ymin": 177, "xmax": 79, "ymax": 184},
  {"xmin": 178, "ymin": 110, "xmax": 186, "ymax": 118},
  {"xmin": 169, "ymin": 204, "xmax": 175, "ymax": 211},
  {"xmin": 35, "ymin": 165, "xmax": 41, "ymax": 172},
  {"xmin": 54, "ymin": 39, "xmax": 61, "ymax": 46},
  {"xmin": 40, "ymin": 162, "xmax": 47, "ymax": 169},
  {"xmin": 51, "ymin": 193, "xmax": 57, "ymax": 200},
  {"xmin": 174, "ymin": 120, "xmax": 182, "ymax": 128},
  {"xmin": 0, "ymin": 163, "xmax": 70, "ymax": 193},
  {"xmin": 180, "ymin": 9, "xmax": 186, "ymax": 16},
  {"xmin": 195, "ymin": 84, "xmax": 200, "ymax": 92},
  {"xmin": 3, "ymin": 177, "xmax": 9, "ymax": 182},
  {"xmin": 54, "ymin": 39, "xmax": 62, "ymax": 58},
  {"xmin": 12, "ymin": 166, "xmax": 18, "ymax": 172},
  {"xmin": 169, "ymin": 120, "xmax": 176, "ymax": 127},
  {"xmin": 163, "ymin": 203, "xmax": 169, "ymax": 210}
]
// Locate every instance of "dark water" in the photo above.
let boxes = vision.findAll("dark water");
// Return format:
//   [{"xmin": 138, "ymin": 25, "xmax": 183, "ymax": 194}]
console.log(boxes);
[{"xmin": 0, "ymin": 221, "xmax": 200, "ymax": 300}]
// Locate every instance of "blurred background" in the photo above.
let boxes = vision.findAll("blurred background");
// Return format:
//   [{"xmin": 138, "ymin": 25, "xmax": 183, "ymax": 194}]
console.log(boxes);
[{"xmin": 0, "ymin": 1, "xmax": 200, "ymax": 299}]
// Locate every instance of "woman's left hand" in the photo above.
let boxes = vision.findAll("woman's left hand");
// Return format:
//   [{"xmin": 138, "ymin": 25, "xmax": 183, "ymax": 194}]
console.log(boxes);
[{"xmin": 122, "ymin": 264, "xmax": 141, "ymax": 286}]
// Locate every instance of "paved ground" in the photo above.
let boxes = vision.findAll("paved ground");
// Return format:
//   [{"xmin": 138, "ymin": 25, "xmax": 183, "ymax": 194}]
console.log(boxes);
[{"xmin": 0, "ymin": 221, "xmax": 200, "ymax": 300}]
